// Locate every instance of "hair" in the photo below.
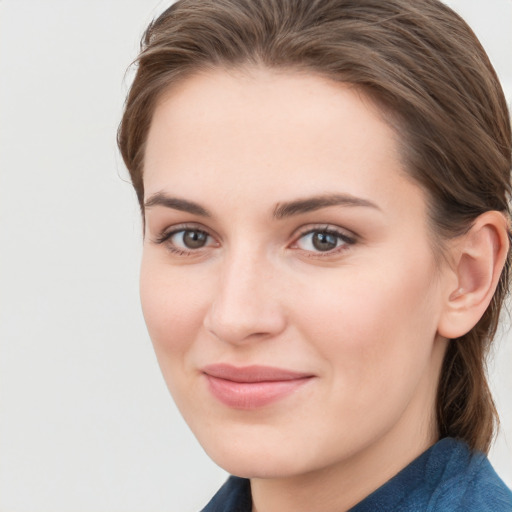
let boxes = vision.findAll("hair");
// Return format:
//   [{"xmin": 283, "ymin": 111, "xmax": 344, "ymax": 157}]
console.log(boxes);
[{"xmin": 118, "ymin": 0, "xmax": 512, "ymax": 453}]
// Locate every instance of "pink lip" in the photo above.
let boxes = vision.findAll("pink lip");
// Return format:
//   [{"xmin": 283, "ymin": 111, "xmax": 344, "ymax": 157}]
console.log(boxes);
[{"xmin": 202, "ymin": 364, "xmax": 314, "ymax": 409}]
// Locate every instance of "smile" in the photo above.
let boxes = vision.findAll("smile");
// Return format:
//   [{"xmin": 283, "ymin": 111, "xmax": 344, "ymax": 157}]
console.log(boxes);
[{"xmin": 202, "ymin": 364, "xmax": 314, "ymax": 409}]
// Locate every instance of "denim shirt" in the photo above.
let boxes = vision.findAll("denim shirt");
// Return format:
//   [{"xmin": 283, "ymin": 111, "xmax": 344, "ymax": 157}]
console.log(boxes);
[{"xmin": 201, "ymin": 438, "xmax": 512, "ymax": 511}]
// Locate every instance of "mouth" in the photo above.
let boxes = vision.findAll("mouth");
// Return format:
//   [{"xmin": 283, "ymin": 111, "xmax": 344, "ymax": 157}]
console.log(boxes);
[{"xmin": 202, "ymin": 363, "xmax": 314, "ymax": 409}]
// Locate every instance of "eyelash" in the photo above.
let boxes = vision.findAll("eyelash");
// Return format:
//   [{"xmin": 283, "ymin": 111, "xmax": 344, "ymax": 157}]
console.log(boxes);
[
  {"xmin": 292, "ymin": 226, "xmax": 357, "ymax": 257},
  {"xmin": 154, "ymin": 224, "xmax": 216, "ymax": 255},
  {"xmin": 154, "ymin": 224, "xmax": 357, "ymax": 257}
]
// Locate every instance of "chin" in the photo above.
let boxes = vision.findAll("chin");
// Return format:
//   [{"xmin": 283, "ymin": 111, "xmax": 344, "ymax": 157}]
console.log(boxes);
[
  {"xmin": 208, "ymin": 449, "xmax": 306, "ymax": 479},
  {"xmin": 195, "ymin": 425, "xmax": 330, "ymax": 479}
]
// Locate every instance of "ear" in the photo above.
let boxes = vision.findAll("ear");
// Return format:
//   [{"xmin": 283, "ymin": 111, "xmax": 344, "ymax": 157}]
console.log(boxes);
[{"xmin": 437, "ymin": 211, "xmax": 509, "ymax": 339}]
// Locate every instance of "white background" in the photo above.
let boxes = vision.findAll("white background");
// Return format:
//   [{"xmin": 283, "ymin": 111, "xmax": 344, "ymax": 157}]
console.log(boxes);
[{"xmin": 0, "ymin": 1, "xmax": 510, "ymax": 511}]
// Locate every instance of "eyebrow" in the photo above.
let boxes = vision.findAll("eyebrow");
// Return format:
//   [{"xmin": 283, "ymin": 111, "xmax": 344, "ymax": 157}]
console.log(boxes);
[
  {"xmin": 273, "ymin": 193, "xmax": 380, "ymax": 219},
  {"xmin": 144, "ymin": 192, "xmax": 211, "ymax": 217},
  {"xmin": 143, "ymin": 191, "xmax": 380, "ymax": 219}
]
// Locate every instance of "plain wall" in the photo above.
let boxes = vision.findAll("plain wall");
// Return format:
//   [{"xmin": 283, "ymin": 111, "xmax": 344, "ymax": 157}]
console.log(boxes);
[{"xmin": 0, "ymin": 1, "xmax": 510, "ymax": 511}]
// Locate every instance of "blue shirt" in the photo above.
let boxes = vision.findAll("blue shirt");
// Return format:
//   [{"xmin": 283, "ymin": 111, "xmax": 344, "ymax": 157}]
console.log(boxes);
[{"xmin": 201, "ymin": 438, "xmax": 512, "ymax": 511}]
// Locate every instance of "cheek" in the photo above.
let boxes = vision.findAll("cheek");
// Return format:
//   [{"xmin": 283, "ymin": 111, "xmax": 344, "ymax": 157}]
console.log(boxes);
[
  {"xmin": 139, "ymin": 255, "xmax": 209, "ymax": 359},
  {"xmin": 284, "ymin": 256, "xmax": 443, "ymax": 453},
  {"xmin": 294, "ymin": 250, "xmax": 441, "ymax": 384}
]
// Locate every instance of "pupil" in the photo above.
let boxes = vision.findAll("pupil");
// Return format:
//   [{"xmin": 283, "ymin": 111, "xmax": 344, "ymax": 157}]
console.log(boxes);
[
  {"xmin": 312, "ymin": 232, "xmax": 337, "ymax": 251},
  {"xmin": 183, "ymin": 230, "xmax": 207, "ymax": 249}
]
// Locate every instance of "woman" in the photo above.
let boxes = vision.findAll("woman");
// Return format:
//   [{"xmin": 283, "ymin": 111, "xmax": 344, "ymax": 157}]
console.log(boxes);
[{"xmin": 118, "ymin": 0, "xmax": 512, "ymax": 510}]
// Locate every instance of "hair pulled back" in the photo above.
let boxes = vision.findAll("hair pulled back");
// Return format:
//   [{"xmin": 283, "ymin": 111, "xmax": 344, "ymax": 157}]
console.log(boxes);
[{"xmin": 118, "ymin": 0, "xmax": 512, "ymax": 453}]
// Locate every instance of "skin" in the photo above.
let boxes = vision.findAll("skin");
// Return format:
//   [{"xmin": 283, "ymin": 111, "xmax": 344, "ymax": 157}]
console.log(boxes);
[{"xmin": 140, "ymin": 68, "xmax": 455, "ymax": 512}]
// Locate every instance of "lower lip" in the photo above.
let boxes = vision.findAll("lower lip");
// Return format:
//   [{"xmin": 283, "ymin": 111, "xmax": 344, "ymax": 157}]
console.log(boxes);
[{"xmin": 204, "ymin": 375, "xmax": 312, "ymax": 409}]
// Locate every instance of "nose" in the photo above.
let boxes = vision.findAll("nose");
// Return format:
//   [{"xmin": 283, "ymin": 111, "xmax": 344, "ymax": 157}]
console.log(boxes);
[{"xmin": 203, "ymin": 250, "xmax": 287, "ymax": 345}]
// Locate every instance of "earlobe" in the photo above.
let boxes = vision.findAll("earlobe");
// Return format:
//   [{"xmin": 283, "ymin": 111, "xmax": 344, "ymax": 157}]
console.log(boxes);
[{"xmin": 437, "ymin": 211, "xmax": 509, "ymax": 339}]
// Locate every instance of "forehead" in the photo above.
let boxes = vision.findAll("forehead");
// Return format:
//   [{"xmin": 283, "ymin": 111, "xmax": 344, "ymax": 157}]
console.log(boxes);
[{"xmin": 143, "ymin": 67, "xmax": 423, "ymax": 217}]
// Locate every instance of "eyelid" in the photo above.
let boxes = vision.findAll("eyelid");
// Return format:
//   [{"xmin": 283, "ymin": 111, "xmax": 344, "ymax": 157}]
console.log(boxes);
[
  {"xmin": 289, "ymin": 224, "xmax": 358, "ymax": 254},
  {"xmin": 153, "ymin": 223, "xmax": 219, "ymax": 248},
  {"xmin": 292, "ymin": 224, "xmax": 357, "ymax": 242},
  {"xmin": 151, "ymin": 222, "xmax": 357, "ymax": 257}
]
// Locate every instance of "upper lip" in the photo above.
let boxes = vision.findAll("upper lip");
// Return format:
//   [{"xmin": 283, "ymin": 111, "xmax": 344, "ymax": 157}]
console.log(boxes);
[{"xmin": 202, "ymin": 363, "xmax": 314, "ymax": 383}]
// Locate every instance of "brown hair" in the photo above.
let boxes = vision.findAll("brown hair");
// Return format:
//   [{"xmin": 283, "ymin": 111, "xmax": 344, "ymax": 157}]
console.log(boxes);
[{"xmin": 118, "ymin": 0, "xmax": 512, "ymax": 453}]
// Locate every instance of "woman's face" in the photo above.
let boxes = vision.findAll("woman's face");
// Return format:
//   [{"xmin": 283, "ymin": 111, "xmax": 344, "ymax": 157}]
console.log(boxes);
[{"xmin": 141, "ymin": 68, "xmax": 450, "ymax": 479}]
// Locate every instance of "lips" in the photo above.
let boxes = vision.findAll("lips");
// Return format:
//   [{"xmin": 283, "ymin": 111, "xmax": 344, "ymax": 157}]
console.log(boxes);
[{"xmin": 202, "ymin": 364, "xmax": 314, "ymax": 409}]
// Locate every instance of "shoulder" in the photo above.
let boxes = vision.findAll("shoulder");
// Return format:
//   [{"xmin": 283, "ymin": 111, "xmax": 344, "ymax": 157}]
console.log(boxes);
[
  {"xmin": 428, "ymin": 439, "xmax": 512, "ymax": 512},
  {"xmin": 351, "ymin": 438, "xmax": 512, "ymax": 512}
]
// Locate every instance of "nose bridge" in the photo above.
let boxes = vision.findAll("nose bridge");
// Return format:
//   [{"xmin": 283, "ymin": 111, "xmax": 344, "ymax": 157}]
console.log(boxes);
[{"xmin": 204, "ymin": 243, "xmax": 285, "ymax": 344}]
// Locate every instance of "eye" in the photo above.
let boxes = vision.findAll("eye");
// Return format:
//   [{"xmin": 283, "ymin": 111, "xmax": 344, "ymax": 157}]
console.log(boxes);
[
  {"xmin": 156, "ymin": 227, "xmax": 216, "ymax": 253},
  {"xmin": 294, "ymin": 228, "xmax": 355, "ymax": 253},
  {"xmin": 173, "ymin": 229, "xmax": 210, "ymax": 249}
]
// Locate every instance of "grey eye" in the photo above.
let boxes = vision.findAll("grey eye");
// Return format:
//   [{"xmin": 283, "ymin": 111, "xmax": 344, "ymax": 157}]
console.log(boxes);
[{"xmin": 296, "ymin": 230, "xmax": 350, "ymax": 252}]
